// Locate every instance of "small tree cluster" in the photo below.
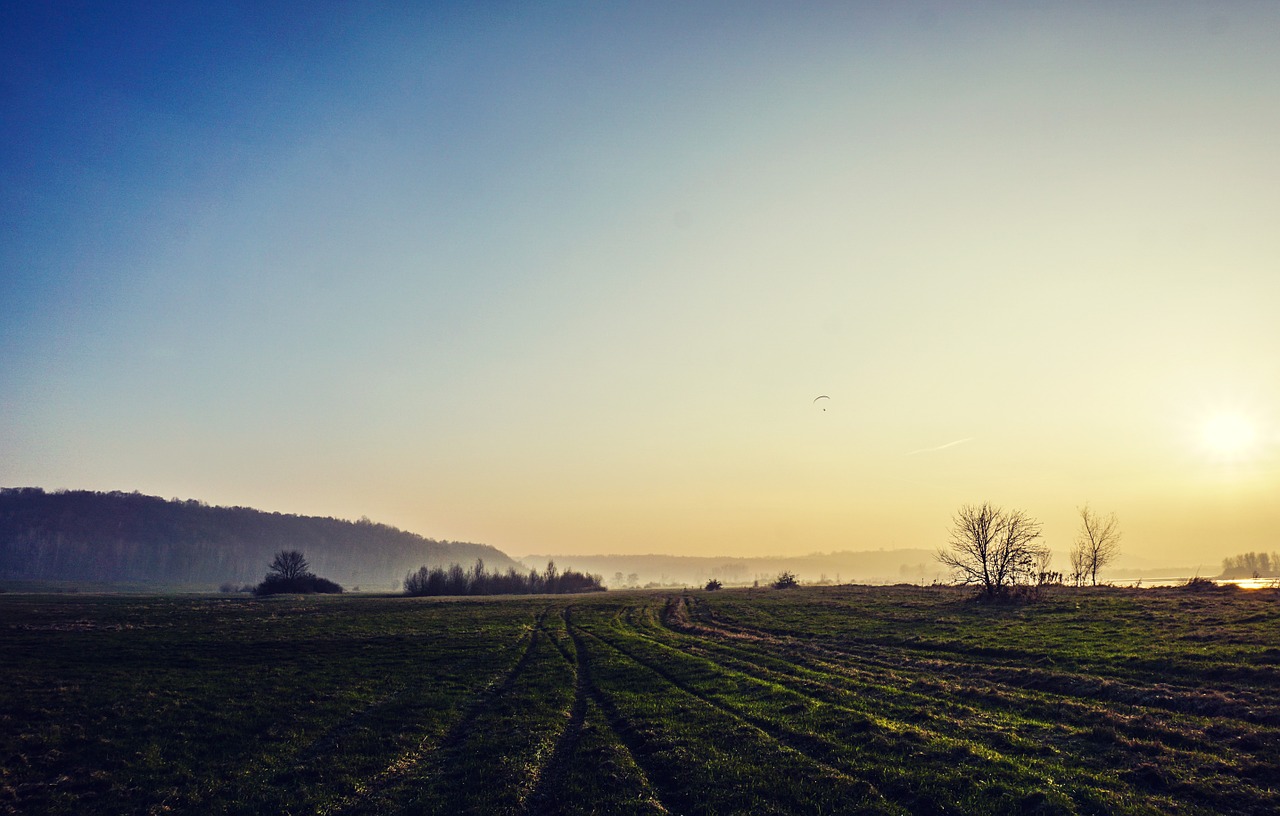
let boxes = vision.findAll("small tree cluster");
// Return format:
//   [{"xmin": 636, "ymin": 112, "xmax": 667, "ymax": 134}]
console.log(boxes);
[
  {"xmin": 773, "ymin": 571, "xmax": 799, "ymax": 589},
  {"xmin": 704, "ymin": 578, "xmax": 723, "ymax": 591},
  {"xmin": 254, "ymin": 550, "xmax": 343, "ymax": 595},
  {"xmin": 404, "ymin": 559, "xmax": 605, "ymax": 597},
  {"xmin": 1220, "ymin": 551, "xmax": 1280, "ymax": 579},
  {"xmin": 1033, "ymin": 548, "xmax": 1062, "ymax": 587}
]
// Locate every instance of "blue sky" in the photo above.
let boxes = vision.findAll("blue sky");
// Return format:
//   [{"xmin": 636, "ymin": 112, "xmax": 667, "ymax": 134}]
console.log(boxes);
[{"xmin": 4, "ymin": 2, "xmax": 1279, "ymax": 564}]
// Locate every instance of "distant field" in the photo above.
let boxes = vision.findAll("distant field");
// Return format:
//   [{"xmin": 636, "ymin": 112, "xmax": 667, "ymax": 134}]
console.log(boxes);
[{"xmin": 2, "ymin": 585, "xmax": 1278, "ymax": 815}]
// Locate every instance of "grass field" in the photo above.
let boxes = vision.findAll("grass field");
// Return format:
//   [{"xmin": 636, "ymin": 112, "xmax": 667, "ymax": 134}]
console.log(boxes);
[{"xmin": 2, "ymin": 585, "xmax": 1278, "ymax": 815}]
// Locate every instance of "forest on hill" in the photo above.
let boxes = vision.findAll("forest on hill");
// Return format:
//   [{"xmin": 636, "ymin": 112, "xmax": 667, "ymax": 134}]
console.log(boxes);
[{"xmin": 0, "ymin": 488, "xmax": 522, "ymax": 590}]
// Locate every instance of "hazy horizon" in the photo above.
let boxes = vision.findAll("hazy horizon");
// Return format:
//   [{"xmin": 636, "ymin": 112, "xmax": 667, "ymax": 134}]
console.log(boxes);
[{"xmin": 4, "ymin": 3, "xmax": 1278, "ymax": 567}]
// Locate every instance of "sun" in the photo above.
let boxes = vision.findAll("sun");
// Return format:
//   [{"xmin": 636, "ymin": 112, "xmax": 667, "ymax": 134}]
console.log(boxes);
[{"xmin": 1200, "ymin": 412, "xmax": 1257, "ymax": 458}]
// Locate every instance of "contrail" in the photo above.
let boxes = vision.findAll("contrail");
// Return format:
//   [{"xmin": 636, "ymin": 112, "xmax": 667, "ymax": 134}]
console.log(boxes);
[{"xmin": 905, "ymin": 437, "xmax": 973, "ymax": 456}]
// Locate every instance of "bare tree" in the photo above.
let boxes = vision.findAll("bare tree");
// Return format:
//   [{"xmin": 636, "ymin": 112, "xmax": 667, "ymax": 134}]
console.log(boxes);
[
  {"xmin": 268, "ymin": 550, "xmax": 311, "ymax": 580},
  {"xmin": 1068, "ymin": 546, "xmax": 1088, "ymax": 587},
  {"xmin": 936, "ymin": 503, "xmax": 1047, "ymax": 598},
  {"xmin": 1071, "ymin": 505, "xmax": 1121, "ymax": 586}
]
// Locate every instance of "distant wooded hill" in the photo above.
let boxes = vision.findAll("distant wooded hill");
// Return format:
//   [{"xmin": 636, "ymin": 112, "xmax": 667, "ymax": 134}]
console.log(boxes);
[{"xmin": 0, "ymin": 488, "xmax": 522, "ymax": 590}]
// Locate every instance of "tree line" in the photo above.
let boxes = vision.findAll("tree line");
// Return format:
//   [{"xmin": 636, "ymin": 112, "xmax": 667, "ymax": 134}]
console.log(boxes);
[
  {"xmin": 404, "ymin": 559, "xmax": 605, "ymax": 596},
  {"xmin": 1220, "ymin": 551, "xmax": 1280, "ymax": 579}
]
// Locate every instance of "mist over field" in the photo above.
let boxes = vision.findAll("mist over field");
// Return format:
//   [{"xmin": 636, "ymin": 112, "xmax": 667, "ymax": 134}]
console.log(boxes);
[
  {"xmin": 525, "ymin": 550, "xmax": 941, "ymax": 588},
  {"xmin": 0, "ymin": 487, "xmax": 1219, "ymax": 595}
]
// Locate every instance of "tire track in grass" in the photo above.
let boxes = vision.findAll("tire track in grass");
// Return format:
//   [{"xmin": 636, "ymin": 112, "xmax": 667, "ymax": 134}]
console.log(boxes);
[
  {"xmin": 399, "ymin": 606, "xmax": 583, "ymax": 816},
  {"xmin": 583, "ymin": 621, "xmax": 928, "ymax": 799},
  {"xmin": 662, "ymin": 597, "xmax": 1085, "ymax": 744},
  {"xmin": 672, "ymin": 596, "xmax": 1213, "ymax": 739},
  {"xmin": 524, "ymin": 609, "xmax": 589, "ymax": 814},
  {"xmin": 526, "ymin": 607, "xmax": 669, "ymax": 816},
  {"xmin": 564, "ymin": 615, "xmax": 675, "ymax": 816},
  {"xmin": 673, "ymin": 594, "xmax": 1278, "ymax": 786},
  {"xmin": 576, "ymin": 622, "xmax": 862, "ymax": 785},
  {"xmin": 671, "ymin": 596, "xmax": 1268, "ymax": 815},
  {"xmin": 568, "ymin": 616, "xmax": 860, "ymax": 816},
  {"xmin": 654, "ymin": 598, "xmax": 988, "ymax": 737},
  {"xmin": 330, "ymin": 609, "xmax": 549, "ymax": 816},
  {"xmin": 571, "ymin": 613, "xmax": 899, "ymax": 815},
  {"xmin": 655, "ymin": 602, "xmax": 1143, "ymax": 806},
  {"xmin": 665, "ymin": 599, "xmax": 1180, "ymax": 795},
  {"xmin": 599, "ymin": 599, "xmax": 1138, "ymax": 815},
  {"xmin": 682, "ymin": 595, "xmax": 1280, "ymax": 726}
]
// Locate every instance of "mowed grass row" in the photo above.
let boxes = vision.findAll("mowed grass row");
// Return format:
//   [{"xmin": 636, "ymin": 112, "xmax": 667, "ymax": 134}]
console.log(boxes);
[
  {"xmin": 672, "ymin": 586, "xmax": 1280, "ymax": 815},
  {"xmin": 2, "ymin": 586, "xmax": 1279, "ymax": 814},
  {"xmin": 573, "ymin": 600, "xmax": 1092, "ymax": 815}
]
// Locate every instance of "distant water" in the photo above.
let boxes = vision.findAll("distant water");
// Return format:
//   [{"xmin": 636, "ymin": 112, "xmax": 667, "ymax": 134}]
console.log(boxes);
[{"xmin": 1115, "ymin": 577, "xmax": 1279, "ymax": 589}]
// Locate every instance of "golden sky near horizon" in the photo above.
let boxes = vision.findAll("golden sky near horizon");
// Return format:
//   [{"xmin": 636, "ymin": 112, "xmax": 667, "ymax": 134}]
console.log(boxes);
[{"xmin": 2, "ymin": 3, "xmax": 1278, "ymax": 567}]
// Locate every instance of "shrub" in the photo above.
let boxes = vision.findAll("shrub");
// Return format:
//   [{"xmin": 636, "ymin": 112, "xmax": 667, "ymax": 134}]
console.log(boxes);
[
  {"xmin": 966, "ymin": 583, "xmax": 1042, "ymax": 605},
  {"xmin": 1182, "ymin": 576, "xmax": 1237, "ymax": 593},
  {"xmin": 704, "ymin": 578, "xmax": 723, "ymax": 591},
  {"xmin": 773, "ymin": 571, "xmax": 799, "ymax": 589},
  {"xmin": 254, "ymin": 574, "xmax": 343, "ymax": 596},
  {"xmin": 253, "ymin": 550, "xmax": 342, "ymax": 595}
]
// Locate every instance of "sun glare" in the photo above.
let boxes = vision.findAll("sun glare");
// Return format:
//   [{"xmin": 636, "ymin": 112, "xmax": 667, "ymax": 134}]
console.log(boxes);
[{"xmin": 1200, "ymin": 412, "xmax": 1257, "ymax": 458}]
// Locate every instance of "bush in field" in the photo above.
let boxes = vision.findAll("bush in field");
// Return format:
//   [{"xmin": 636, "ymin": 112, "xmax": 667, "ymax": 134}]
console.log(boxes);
[
  {"xmin": 404, "ymin": 558, "xmax": 605, "ymax": 596},
  {"xmin": 255, "ymin": 575, "xmax": 343, "ymax": 595},
  {"xmin": 773, "ymin": 571, "xmax": 799, "ymax": 589},
  {"xmin": 1182, "ymin": 576, "xmax": 1237, "ymax": 593},
  {"xmin": 253, "ymin": 550, "xmax": 343, "ymax": 596},
  {"xmin": 705, "ymin": 578, "xmax": 723, "ymax": 591}
]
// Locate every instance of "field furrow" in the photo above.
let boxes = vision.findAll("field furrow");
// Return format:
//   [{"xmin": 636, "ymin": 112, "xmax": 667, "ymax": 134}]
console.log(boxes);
[
  {"xmin": 524, "ymin": 608, "xmax": 671, "ymax": 816},
  {"xmin": 334, "ymin": 609, "xmax": 550, "ymax": 815},
  {"xmin": 353, "ymin": 608, "xmax": 579, "ymax": 816},
  {"xmin": 677, "ymin": 591, "xmax": 1280, "ymax": 802},
  {"xmin": 664, "ymin": 598, "xmax": 1240, "ymax": 769},
  {"xmin": 582, "ymin": 603, "xmax": 1118, "ymax": 815},
  {"xmin": 572, "ymin": 616, "xmax": 899, "ymax": 815}
]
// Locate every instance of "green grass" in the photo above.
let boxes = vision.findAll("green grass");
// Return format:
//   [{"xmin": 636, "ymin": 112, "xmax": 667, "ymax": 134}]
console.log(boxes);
[{"xmin": 2, "ymin": 586, "xmax": 1278, "ymax": 814}]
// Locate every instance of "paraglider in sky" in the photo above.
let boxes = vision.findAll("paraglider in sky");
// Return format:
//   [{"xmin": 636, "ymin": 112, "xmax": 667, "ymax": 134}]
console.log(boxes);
[{"xmin": 813, "ymin": 395, "xmax": 829, "ymax": 411}]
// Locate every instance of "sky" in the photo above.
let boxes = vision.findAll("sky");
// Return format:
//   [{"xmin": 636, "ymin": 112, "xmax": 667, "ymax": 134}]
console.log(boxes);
[{"xmin": 3, "ymin": 2, "xmax": 1278, "ymax": 567}]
